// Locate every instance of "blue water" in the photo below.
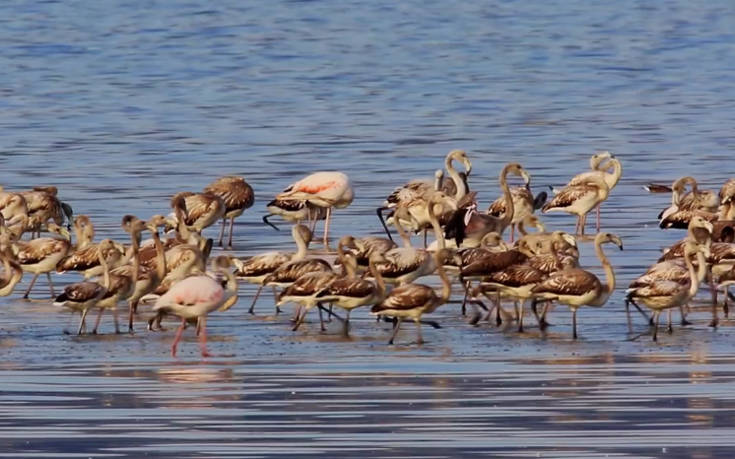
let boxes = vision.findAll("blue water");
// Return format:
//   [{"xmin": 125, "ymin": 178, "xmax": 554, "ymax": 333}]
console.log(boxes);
[{"xmin": 1, "ymin": 0, "xmax": 735, "ymax": 457}]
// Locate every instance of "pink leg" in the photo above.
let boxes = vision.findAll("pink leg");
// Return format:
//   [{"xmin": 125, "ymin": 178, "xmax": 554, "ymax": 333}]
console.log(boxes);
[
  {"xmin": 92, "ymin": 308, "xmax": 104, "ymax": 334},
  {"xmin": 198, "ymin": 317, "xmax": 211, "ymax": 357},
  {"xmin": 171, "ymin": 318, "xmax": 186, "ymax": 357},
  {"xmin": 323, "ymin": 207, "xmax": 332, "ymax": 247}
]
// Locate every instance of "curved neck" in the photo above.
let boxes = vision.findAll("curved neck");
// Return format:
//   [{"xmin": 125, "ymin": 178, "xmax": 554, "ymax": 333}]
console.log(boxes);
[
  {"xmin": 428, "ymin": 201, "xmax": 445, "ymax": 249},
  {"xmin": 595, "ymin": 239, "xmax": 615, "ymax": 294},
  {"xmin": 684, "ymin": 248, "xmax": 700, "ymax": 298},
  {"xmin": 368, "ymin": 257, "xmax": 386, "ymax": 299},
  {"xmin": 499, "ymin": 169, "xmax": 514, "ymax": 230},
  {"xmin": 292, "ymin": 228, "xmax": 309, "ymax": 260},
  {"xmin": 435, "ymin": 255, "xmax": 451, "ymax": 302},
  {"xmin": 445, "ymin": 156, "xmax": 467, "ymax": 200},
  {"xmin": 98, "ymin": 249, "xmax": 111, "ymax": 290},
  {"xmin": 151, "ymin": 228, "xmax": 167, "ymax": 279},
  {"xmin": 336, "ymin": 242, "xmax": 357, "ymax": 277},
  {"xmin": 695, "ymin": 250, "xmax": 707, "ymax": 282},
  {"xmin": 221, "ymin": 269, "xmax": 239, "ymax": 310},
  {"xmin": 393, "ymin": 211, "xmax": 413, "ymax": 248},
  {"xmin": 129, "ymin": 230, "xmax": 141, "ymax": 283},
  {"xmin": 606, "ymin": 159, "xmax": 622, "ymax": 188}
]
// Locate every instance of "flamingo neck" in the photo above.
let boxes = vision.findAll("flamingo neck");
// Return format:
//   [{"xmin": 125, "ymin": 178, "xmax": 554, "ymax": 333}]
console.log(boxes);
[
  {"xmin": 685, "ymin": 248, "xmax": 700, "ymax": 299},
  {"xmin": 428, "ymin": 201, "xmax": 445, "ymax": 249},
  {"xmin": 292, "ymin": 228, "xmax": 309, "ymax": 260},
  {"xmin": 435, "ymin": 255, "xmax": 451, "ymax": 302},
  {"xmin": 221, "ymin": 269, "xmax": 239, "ymax": 310},
  {"xmin": 393, "ymin": 211, "xmax": 413, "ymax": 248},
  {"xmin": 445, "ymin": 156, "xmax": 467, "ymax": 201},
  {"xmin": 499, "ymin": 168, "xmax": 514, "ymax": 232},
  {"xmin": 99, "ymin": 250, "xmax": 111, "ymax": 290},
  {"xmin": 368, "ymin": 257, "xmax": 386, "ymax": 300},
  {"xmin": 606, "ymin": 159, "xmax": 622, "ymax": 188},
  {"xmin": 595, "ymin": 237, "xmax": 615, "ymax": 298},
  {"xmin": 695, "ymin": 250, "xmax": 707, "ymax": 282}
]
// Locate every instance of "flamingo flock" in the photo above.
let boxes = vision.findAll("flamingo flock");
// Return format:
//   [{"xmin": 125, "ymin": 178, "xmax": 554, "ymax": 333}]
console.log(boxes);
[{"xmin": 1, "ymin": 150, "xmax": 734, "ymax": 357}]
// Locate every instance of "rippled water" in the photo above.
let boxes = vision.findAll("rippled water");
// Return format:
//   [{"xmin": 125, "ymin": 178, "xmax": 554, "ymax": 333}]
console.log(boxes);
[{"xmin": 2, "ymin": 0, "xmax": 735, "ymax": 457}]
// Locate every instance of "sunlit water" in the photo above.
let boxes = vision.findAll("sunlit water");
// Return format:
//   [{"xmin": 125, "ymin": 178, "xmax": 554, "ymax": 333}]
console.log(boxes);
[{"xmin": 1, "ymin": 0, "xmax": 735, "ymax": 457}]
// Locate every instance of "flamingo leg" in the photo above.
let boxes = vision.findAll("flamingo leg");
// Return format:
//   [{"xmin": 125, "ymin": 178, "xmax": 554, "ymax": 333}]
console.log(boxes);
[
  {"xmin": 217, "ymin": 217, "xmax": 226, "ymax": 247},
  {"xmin": 46, "ymin": 272, "xmax": 55, "ymax": 297},
  {"xmin": 415, "ymin": 318, "xmax": 424, "ymax": 345},
  {"xmin": 77, "ymin": 307, "xmax": 91, "ymax": 335},
  {"xmin": 579, "ymin": 214, "xmax": 587, "ymax": 236},
  {"xmin": 710, "ymin": 277, "xmax": 718, "ymax": 327},
  {"xmin": 273, "ymin": 287, "xmax": 281, "ymax": 314},
  {"xmin": 323, "ymin": 206, "xmax": 332, "ymax": 247},
  {"xmin": 248, "ymin": 284, "xmax": 263, "ymax": 314},
  {"xmin": 517, "ymin": 299, "xmax": 525, "ymax": 332},
  {"xmin": 423, "ymin": 229, "xmax": 427, "ymax": 248},
  {"xmin": 227, "ymin": 217, "xmax": 235, "ymax": 249},
  {"xmin": 198, "ymin": 317, "xmax": 211, "ymax": 357},
  {"xmin": 596, "ymin": 204, "xmax": 601, "ymax": 232},
  {"xmin": 667, "ymin": 309, "xmax": 673, "ymax": 334},
  {"xmin": 342, "ymin": 310, "xmax": 351, "ymax": 337},
  {"xmin": 292, "ymin": 307, "xmax": 308, "ymax": 331},
  {"xmin": 92, "ymin": 308, "xmax": 104, "ymax": 334},
  {"xmin": 171, "ymin": 318, "xmax": 186, "ymax": 357},
  {"xmin": 460, "ymin": 280, "xmax": 471, "ymax": 316},
  {"xmin": 23, "ymin": 273, "xmax": 40, "ymax": 299},
  {"xmin": 388, "ymin": 317, "xmax": 403, "ymax": 345},
  {"xmin": 309, "ymin": 208, "xmax": 319, "ymax": 234},
  {"xmin": 128, "ymin": 300, "xmax": 137, "ymax": 333},
  {"xmin": 113, "ymin": 308, "xmax": 120, "ymax": 334},
  {"xmin": 510, "ymin": 225, "xmax": 515, "ymax": 243},
  {"xmin": 318, "ymin": 304, "xmax": 326, "ymax": 331},
  {"xmin": 572, "ymin": 308, "xmax": 578, "ymax": 339},
  {"xmin": 652, "ymin": 311, "xmax": 660, "ymax": 342}
]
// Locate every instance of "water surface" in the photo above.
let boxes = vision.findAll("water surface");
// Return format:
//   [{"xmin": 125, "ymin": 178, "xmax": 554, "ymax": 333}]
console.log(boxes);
[{"xmin": 1, "ymin": 0, "xmax": 735, "ymax": 457}]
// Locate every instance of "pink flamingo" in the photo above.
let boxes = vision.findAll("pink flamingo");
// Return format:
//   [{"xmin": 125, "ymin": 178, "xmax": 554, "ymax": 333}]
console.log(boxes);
[
  {"xmin": 275, "ymin": 171, "xmax": 353, "ymax": 246},
  {"xmin": 152, "ymin": 256, "xmax": 237, "ymax": 357}
]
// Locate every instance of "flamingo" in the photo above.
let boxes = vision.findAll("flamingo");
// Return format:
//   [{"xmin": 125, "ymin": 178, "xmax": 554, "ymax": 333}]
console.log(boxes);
[
  {"xmin": 153, "ymin": 255, "xmax": 238, "ymax": 357},
  {"xmin": 626, "ymin": 240, "xmax": 710, "ymax": 341},
  {"xmin": 275, "ymin": 171, "xmax": 353, "ymax": 246},
  {"xmin": 14, "ymin": 223, "xmax": 71, "ymax": 299},
  {"xmin": 20, "ymin": 186, "xmax": 73, "ymax": 237},
  {"xmin": 378, "ymin": 150, "xmax": 471, "ymax": 245},
  {"xmin": 542, "ymin": 175, "xmax": 610, "ymax": 236},
  {"xmin": 231, "ymin": 224, "xmax": 313, "ymax": 314},
  {"xmin": 531, "ymin": 232, "xmax": 623, "ymax": 339},
  {"xmin": 203, "ymin": 176, "xmax": 254, "ymax": 248}
]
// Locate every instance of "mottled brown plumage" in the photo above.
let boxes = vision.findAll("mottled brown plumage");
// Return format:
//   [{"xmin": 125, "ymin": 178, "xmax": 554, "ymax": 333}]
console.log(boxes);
[
  {"xmin": 460, "ymin": 249, "xmax": 528, "ymax": 279},
  {"xmin": 263, "ymin": 258, "xmax": 332, "ymax": 286},
  {"xmin": 171, "ymin": 191, "xmax": 225, "ymax": 233},
  {"xmin": 203, "ymin": 176, "xmax": 254, "ymax": 248}
]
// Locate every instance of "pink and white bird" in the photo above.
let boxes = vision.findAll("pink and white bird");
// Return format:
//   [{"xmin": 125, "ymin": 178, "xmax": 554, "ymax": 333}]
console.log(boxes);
[
  {"xmin": 153, "ymin": 256, "xmax": 237, "ymax": 357},
  {"xmin": 275, "ymin": 171, "xmax": 354, "ymax": 246}
]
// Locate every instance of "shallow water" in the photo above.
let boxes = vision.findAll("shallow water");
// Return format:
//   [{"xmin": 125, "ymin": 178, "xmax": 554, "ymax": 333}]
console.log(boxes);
[{"xmin": 2, "ymin": 0, "xmax": 735, "ymax": 457}]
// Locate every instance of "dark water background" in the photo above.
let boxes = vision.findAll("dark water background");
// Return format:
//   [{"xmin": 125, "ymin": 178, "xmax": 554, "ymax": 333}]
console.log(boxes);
[{"xmin": 1, "ymin": 0, "xmax": 735, "ymax": 457}]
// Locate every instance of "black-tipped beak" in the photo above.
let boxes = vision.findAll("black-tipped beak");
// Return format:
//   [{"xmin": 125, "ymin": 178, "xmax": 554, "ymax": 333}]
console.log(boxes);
[{"xmin": 262, "ymin": 215, "xmax": 280, "ymax": 231}]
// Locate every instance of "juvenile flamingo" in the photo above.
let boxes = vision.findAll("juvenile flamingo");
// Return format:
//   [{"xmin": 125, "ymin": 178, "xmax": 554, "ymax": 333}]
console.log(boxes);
[{"xmin": 203, "ymin": 176, "xmax": 254, "ymax": 248}]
